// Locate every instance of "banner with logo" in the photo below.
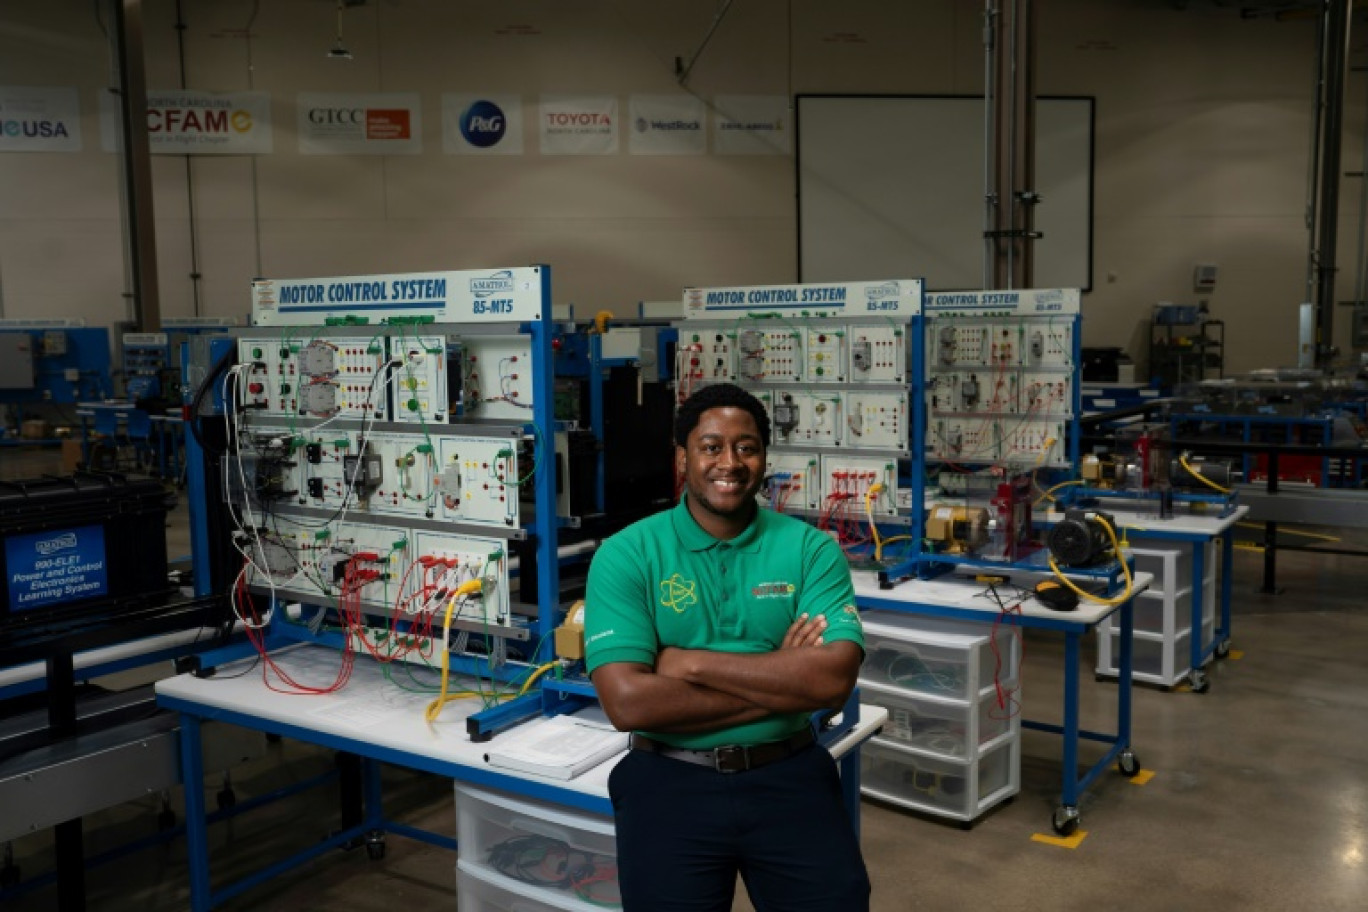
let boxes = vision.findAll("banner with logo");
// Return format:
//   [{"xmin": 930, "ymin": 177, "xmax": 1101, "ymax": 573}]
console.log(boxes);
[
  {"xmin": 628, "ymin": 94, "xmax": 705, "ymax": 156},
  {"xmin": 0, "ymin": 86, "xmax": 82, "ymax": 152},
  {"xmin": 713, "ymin": 95, "xmax": 791, "ymax": 156},
  {"xmin": 99, "ymin": 90, "xmax": 271, "ymax": 154},
  {"xmin": 297, "ymin": 92, "xmax": 421, "ymax": 155},
  {"xmin": 539, "ymin": 95, "xmax": 618, "ymax": 155},
  {"xmin": 442, "ymin": 93, "xmax": 523, "ymax": 155}
]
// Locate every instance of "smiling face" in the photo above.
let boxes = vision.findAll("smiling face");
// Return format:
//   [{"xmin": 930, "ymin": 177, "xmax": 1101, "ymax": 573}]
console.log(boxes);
[{"xmin": 677, "ymin": 405, "xmax": 766, "ymax": 540}]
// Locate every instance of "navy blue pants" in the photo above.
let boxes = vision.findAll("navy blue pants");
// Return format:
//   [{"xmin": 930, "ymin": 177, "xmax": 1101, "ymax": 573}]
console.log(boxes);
[{"xmin": 607, "ymin": 743, "xmax": 871, "ymax": 911}]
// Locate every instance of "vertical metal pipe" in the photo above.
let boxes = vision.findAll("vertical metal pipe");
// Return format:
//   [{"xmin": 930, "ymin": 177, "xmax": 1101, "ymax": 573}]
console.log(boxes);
[
  {"xmin": 1016, "ymin": 0, "xmax": 1037, "ymax": 289},
  {"xmin": 1305, "ymin": 3, "xmax": 1328, "ymax": 302},
  {"xmin": 175, "ymin": 0, "xmax": 202, "ymax": 317},
  {"xmin": 112, "ymin": 0, "xmax": 161, "ymax": 332},
  {"xmin": 983, "ymin": 0, "xmax": 998, "ymax": 287},
  {"xmin": 1315, "ymin": 0, "xmax": 1351, "ymax": 366}
]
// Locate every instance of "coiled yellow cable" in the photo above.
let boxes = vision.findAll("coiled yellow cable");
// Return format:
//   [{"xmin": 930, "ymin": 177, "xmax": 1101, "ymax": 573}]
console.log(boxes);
[{"xmin": 1046, "ymin": 514, "xmax": 1134, "ymax": 607}]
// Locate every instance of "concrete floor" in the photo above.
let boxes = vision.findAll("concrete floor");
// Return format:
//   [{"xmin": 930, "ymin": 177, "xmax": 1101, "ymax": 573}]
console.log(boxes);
[{"xmin": 3, "ymin": 444, "xmax": 1367, "ymax": 911}]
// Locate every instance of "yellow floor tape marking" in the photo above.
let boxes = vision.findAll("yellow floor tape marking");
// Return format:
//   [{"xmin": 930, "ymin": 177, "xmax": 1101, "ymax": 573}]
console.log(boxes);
[
  {"xmin": 1032, "ymin": 830, "xmax": 1088, "ymax": 848},
  {"xmin": 1227, "ymin": 649, "xmax": 1245, "ymax": 660},
  {"xmin": 1129, "ymin": 769, "xmax": 1155, "ymax": 786}
]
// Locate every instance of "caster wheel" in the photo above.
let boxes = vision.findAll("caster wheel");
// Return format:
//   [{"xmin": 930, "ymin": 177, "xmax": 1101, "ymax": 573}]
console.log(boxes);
[
  {"xmin": 1052, "ymin": 806, "xmax": 1080, "ymax": 837},
  {"xmin": 157, "ymin": 808, "xmax": 177, "ymax": 831},
  {"xmin": 364, "ymin": 830, "xmax": 386, "ymax": 861},
  {"xmin": 217, "ymin": 788, "xmax": 237, "ymax": 811},
  {"xmin": 1, "ymin": 865, "xmax": 20, "ymax": 889},
  {"xmin": 1118, "ymin": 749, "xmax": 1141, "ymax": 778},
  {"xmin": 1188, "ymin": 670, "xmax": 1209, "ymax": 694},
  {"xmin": 1215, "ymin": 640, "xmax": 1232, "ymax": 659}
]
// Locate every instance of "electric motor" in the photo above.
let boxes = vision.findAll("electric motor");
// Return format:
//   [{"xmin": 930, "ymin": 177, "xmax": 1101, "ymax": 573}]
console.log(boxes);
[
  {"xmin": 1170, "ymin": 457, "xmax": 1233, "ymax": 491},
  {"xmin": 1047, "ymin": 509, "xmax": 1116, "ymax": 567}
]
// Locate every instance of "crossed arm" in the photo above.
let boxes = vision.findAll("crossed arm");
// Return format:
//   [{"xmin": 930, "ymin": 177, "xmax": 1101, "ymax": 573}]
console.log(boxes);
[{"xmin": 591, "ymin": 614, "xmax": 863, "ymax": 734}]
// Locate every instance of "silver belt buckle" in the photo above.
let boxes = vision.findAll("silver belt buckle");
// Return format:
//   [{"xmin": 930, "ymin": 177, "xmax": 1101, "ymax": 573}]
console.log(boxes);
[{"xmin": 713, "ymin": 744, "xmax": 749, "ymax": 773}]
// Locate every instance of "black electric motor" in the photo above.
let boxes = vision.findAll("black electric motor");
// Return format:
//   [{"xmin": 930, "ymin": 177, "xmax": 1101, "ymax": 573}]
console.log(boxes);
[{"xmin": 1047, "ymin": 509, "xmax": 1116, "ymax": 567}]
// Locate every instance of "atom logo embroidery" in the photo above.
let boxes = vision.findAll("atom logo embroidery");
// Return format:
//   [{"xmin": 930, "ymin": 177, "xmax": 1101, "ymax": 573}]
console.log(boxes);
[{"xmin": 659, "ymin": 574, "xmax": 699, "ymax": 614}]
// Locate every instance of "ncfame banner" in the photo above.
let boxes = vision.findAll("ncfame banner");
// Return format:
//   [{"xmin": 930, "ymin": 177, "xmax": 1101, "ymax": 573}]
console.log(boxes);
[
  {"xmin": 0, "ymin": 86, "xmax": 82, "ymax": 153},
  {"xmin": 297, "ymin": 92, "xmax": 421, "ymax": 155},
  {"xmin": 442, "ymin": 93, "xmax": 523, "ymax": 155},
  {"xmin": 98, "ymin": 90, "xmax": 272, "ymax": 154},
  {"xmin": 539, "ymin": 95, "xmax": 618, "ymax": 155},
  {"xmin": 712, "ymin": 95, "xmax": 792, "ymax": 156},
  {"xmin": 628, "ymin": 94, "xmax": 706, "ymax": 156}
]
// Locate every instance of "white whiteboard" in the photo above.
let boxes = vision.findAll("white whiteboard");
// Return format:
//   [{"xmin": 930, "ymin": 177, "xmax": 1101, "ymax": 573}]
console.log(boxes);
[{"xmin": 796, "ymin": 95, "xmax": 1094, "ymax": 292}]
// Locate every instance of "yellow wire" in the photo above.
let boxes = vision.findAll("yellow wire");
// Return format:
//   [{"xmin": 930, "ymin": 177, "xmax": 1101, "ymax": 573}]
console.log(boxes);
[
  {"xmin": 425, "ymin": 577, "xmax": 484, "ymax": 723},
  {"xmin": 1034, "ymin": 478, "xmax": 1085, "ymax": 507},
  {"xmin": 518, "ymin": 662, "xmax": 557, "ymax": 696},
  {"xmin": 1047, "ymin": 514, "xmax": 1134, "ymax": 607},
  {"xmin": 865, "ymin": 484, "xmax": 885, "ymax": 559},
  {"xmin": 1179, "ymin": 454, "xmax": 1231, "ymax": 494}
]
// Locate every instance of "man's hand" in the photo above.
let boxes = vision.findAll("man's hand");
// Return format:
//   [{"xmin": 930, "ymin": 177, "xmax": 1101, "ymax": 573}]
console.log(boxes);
[{"xmin": 781, "ymin": 612, "xmax": 828, "ymax": 649}]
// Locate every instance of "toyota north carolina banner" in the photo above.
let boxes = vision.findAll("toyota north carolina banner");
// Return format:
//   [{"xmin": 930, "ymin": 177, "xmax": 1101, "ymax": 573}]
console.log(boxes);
[
  {"xmin": 297, "ymin": 92, "xmax": 421, "ymax": 155},
  {"xmin": 0, "ymin": 86, "xmax": 82, "ymax": 153},
  {"xmin": 539, "ymin": 95, "xmax": 618, "ymax": 155},
  {"xmin": 98, "ymin": 90, "xmax": 272, "ymax": 154},
  {"xmin": 628, "ymin": 94, "xmax": 705, "ymax": 156},
  {"xmin": 713, "ymin": 95, "xmax": 791, "ymax": 156},
  {"xmin": 442, "ymin": 93, "xmax": 523, "ymax": 155}
]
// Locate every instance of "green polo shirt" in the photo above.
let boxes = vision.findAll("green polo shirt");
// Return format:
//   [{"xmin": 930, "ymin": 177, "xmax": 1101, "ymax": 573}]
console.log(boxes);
[{"xmin": 585, "ymin": 496, "xmax": 863, "ymax": 750}]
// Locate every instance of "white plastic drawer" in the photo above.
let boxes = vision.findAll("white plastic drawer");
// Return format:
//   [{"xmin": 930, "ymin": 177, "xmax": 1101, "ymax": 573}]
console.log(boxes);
[
  {"xmin": 861, "ymin": 635, "xmax": 974, "ymax": 701},
  {"xmin": 860, "ymin": 737, "xmax": 1014, "ymax": 820},
  {"xmin": 456, "ymin": 786, "xmax": 619, "ymax": 906},
  {"xmin": 1126, "ymin": 546, "xmax": 1190, "ymax": 588},
  {"xmin": 861, "ymin": 680, "xmax": 1015, "ymax": 759},
  {"xmin": 457, "ymin": 861, "xmax": 610, "ymax": 912}
]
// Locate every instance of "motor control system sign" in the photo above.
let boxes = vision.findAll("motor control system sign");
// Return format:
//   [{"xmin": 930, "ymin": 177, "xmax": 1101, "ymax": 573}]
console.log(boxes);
[{"xmin": 5, "ymin": 524, "xmax": 109, "ymax": 610}]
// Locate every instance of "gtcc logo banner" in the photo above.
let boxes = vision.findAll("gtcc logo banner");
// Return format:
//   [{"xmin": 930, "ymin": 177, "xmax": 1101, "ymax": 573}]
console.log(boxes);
[
  {"xmin": 713, "ymin": 95, "xmax": 791, "ymax": 156},
  {"xmin": 297, "ymin": 92, "xmax": 421, "ymax": 155},
  {"xmin": 99, "ymin": 90, "xmax": 272, "ymax": 155},
  {"xmin": 442, "ymin": 93, "xmax": 523, "ymax": 155},
  {"xmin": 539, "ymin": 95, "xmax": 618, "ymax": 155},
  {"xmin": 0, "ymin": 86, "xmax": 81, "ymax": 153},
  {"xmin": 628, "ymin": 94, "xmax": 705, "ymax": 156}
]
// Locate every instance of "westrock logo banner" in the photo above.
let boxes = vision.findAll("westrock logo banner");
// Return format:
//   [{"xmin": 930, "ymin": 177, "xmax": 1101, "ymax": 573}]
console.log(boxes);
[
  {"xmin": 539, "ymin": 95, "xmax": 618, "ymax": 155},
  {"xmin": 0, "ymin": 86, "xmax": 82, "ymax": 152},
  {"xmin": 713, "ymin": 95, "xmax": 791, "ymax": 156},
  {"xmin": 297, "ymin": 92, "xmax": 421, "ymax": 155},
  {"xmin": 628, "ymin": 94, "xmax": 705, "ymax": 156},
  {"xmin": 442, "ymin": 93, "xmax": 523, "ymax": 155},
  {"xmin": 100, "ymin": 90, "xmax": 272, "ymax": 154}
]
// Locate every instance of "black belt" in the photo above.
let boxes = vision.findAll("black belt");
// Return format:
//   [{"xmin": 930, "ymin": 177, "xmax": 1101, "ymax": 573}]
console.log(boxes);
[{"xmin": 629, "ymin": 727, "xmax": 815, "ymax": 774}]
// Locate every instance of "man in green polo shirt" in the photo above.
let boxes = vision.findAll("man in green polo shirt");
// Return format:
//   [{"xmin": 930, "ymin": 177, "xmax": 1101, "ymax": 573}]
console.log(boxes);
[{"xmin": 586, "ymin": 382, "xmax": 870, "ymax": 912}]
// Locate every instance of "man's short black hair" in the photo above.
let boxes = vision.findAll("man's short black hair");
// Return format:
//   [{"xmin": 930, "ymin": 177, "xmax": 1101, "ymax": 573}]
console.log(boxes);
[{"xmin": 674, "ymin": 383, "xmax": 771, "ymax": 448}]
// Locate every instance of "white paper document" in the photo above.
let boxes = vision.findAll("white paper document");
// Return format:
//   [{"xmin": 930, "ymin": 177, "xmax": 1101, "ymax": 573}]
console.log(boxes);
[{"xmin": 483, "ymin": 710, "xmax": 629, "ymax": 780}]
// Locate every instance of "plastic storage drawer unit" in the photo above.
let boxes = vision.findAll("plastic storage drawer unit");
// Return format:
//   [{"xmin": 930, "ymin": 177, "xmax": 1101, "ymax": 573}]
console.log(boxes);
[
  {"xmin": 458, "ymin": 861, "xmax": 605, "ymax": 912},
  {"xmin": 456, "ymin": 785, "xmax": 620, "ymax": 908},
  {"xmin": 861, "ymin": 679, "xmax": 1015, "ymax": 760},
  {"xmin": 860, "ymin": 736, "xmax": 1018, "ymax": 823}
]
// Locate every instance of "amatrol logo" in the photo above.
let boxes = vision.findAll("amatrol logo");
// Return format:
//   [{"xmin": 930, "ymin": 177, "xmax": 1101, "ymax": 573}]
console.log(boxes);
[
  {"xmin": 460, "ymin": 99, "xmax": 506, "ymax": 147},
  {"xmin": 470, "ymin": 269, "xmax": 515, "ymax": 298},
  {"xmin": 864, "ymin": 282, "xmax": 901, "ymax": 301},
  {"xmin": 36, "ymin": 532, "xmax": 78, "ymax": 556},
  {"xmin": 307, "ymin": 107, "xmax": 411, "ymax": 140},
  {"xmin": 2, "ymin": 119, "xmax": 71, "ymax": 138}
]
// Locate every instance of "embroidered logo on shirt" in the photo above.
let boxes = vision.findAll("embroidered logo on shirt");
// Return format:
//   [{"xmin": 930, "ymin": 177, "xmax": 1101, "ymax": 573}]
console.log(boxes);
[
  {"xmin": 659, "ymin": 573, "xmax": 698, "ymax": 614},
  {"xmin": 751, "ymin": 581, "xmax": 796, "ymax": 599},
  {"xmin": 831, "ymin": 604, "xmax": 862, "ymax": 626}
]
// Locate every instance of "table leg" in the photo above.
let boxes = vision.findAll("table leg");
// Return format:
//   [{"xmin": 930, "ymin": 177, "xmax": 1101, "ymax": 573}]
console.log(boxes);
[
  {"xmin": 180, "ymin": 714, "xmax": 211, "ymax": 912},
  {"xmin": 1061, "ymin": 631, "xmax": 1081, "ymax": 809},
  {"xmin": 1219, "ymin": 531, "xmax": 1234, "ymax": 652},
  {"xmin": 1189, "ymin": 541, "xmax": 1208, "ymax": 691},
  {"xmin": 1118, "ymin": 598, "xmax": 1134, "ymax": 752}
]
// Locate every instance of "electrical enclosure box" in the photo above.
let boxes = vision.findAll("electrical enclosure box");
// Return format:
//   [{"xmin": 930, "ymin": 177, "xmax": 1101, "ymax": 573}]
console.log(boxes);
[{"xmin": 0, "ymin": 335, "xmax": 36, "ymax": 390}]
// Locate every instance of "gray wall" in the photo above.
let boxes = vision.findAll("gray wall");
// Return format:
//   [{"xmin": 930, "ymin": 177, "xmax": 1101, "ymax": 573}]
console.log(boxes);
[{"xmin": 0, "ymin": 0, "xmax": 1356, "ymax": 373}]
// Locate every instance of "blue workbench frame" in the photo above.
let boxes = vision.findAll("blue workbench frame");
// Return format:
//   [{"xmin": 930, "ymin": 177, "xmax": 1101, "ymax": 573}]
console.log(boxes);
[{"xmin": 852, "ymin": 589, "xmax": 1137, "ymax": 834}]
